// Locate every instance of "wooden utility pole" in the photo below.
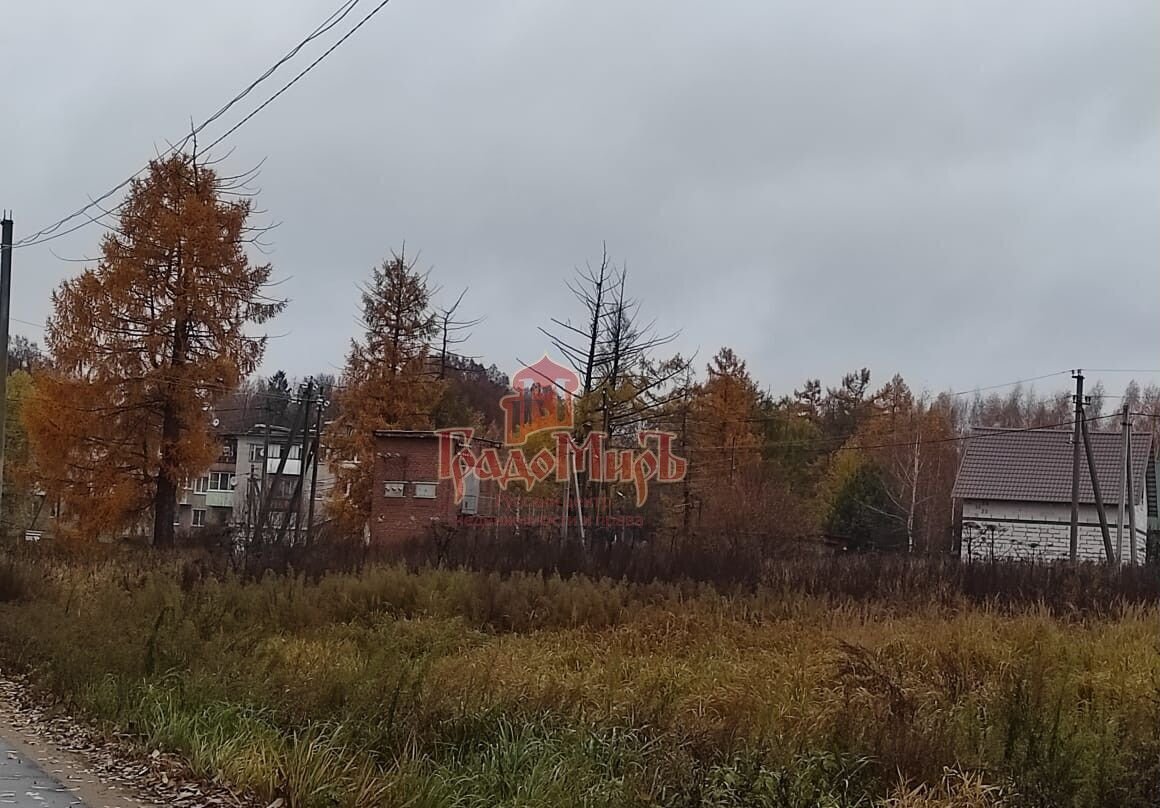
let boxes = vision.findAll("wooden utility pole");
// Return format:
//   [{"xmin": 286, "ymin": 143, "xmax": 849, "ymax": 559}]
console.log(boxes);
[
  {"xmin": 0, "ymin": 216, "xmax": 13, "ymax": 525},
  {"xmin": 1069, "ymin": 370, "xmax": 1084, "ymax": 562},
  {"xmin": 1118, "ymin": 404, "xmax": 1129, "ymax": 564},
  {"xmin": 1079, "ymin": 408, "xmax": 1114, "ymax": 562}
]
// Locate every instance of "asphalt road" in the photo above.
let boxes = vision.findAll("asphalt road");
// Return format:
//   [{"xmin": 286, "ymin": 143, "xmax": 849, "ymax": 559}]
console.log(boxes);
[{"xmin": 0, "ymin": 738, "xmax": 84, "ymax": 807}]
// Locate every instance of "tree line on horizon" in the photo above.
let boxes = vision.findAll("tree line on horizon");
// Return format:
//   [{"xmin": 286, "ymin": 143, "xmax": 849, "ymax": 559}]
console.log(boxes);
[{"xmin": 4, "ymin": 152, "xmax": 1159, "ymax": 553}]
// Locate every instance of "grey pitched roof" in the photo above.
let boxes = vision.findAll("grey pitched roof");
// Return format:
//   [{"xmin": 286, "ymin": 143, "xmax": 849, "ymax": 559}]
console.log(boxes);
[{"xmin": 952, "ymin": 427, "xmax": 1154, "ymax": 505}]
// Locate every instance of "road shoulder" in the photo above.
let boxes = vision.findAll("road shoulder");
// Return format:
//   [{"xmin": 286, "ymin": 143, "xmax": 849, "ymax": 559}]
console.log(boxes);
[{"xmin": 0, "ymin": 671, "xmax": 257, "ymax": 808}]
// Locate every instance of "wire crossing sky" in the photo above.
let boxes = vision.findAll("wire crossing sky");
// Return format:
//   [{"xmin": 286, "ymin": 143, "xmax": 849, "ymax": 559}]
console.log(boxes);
[{"xmin": 3, "ymin": 0, "xmax": 1157, "ymax": 395}]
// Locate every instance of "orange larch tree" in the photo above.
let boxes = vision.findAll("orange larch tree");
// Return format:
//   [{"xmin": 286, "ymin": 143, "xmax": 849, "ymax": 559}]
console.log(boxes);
[
  {"xmin": 685, "ymin": 347, "xmax": 767, "ymax": 540},
  {"xmin": 25, "ymin": 154, "xmax": 285, "ymax": 546},
  {"xmin": 326, "ymin": 248, "xmax": 443, "ymax": 535}
]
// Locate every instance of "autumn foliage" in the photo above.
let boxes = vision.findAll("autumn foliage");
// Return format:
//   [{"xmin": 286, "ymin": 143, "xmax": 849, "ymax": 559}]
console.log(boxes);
[
  {"xmin": 326, "ymin": 249, "xmax": 443, "ymax": 533},
  {"xmin": 25, "ymin": 154, "xmax": 284, "ymax": 545}
]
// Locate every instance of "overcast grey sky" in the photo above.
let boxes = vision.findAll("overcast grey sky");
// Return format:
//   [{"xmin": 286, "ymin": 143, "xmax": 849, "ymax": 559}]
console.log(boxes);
[{"xmin": 4, "ymin": 0, "xmax": 1157, "ymax": 398}]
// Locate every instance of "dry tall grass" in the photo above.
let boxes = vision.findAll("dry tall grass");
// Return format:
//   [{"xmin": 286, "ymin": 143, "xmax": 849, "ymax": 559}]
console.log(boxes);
[{"xmin": 0, "ymin": 549, "xmax": 1156, "ymax": 807}]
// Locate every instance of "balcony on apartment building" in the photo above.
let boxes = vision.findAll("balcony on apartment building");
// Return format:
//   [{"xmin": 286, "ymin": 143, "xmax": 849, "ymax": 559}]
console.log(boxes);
[
  {"xmin": 205, "ymin": 490, "xmax": 234, "ymax": 508},
  {"xmin": 187, "ymin": 471, "xmax": 236, "ymax": 509},
  {"xmin": 264, "ymin": 443, "xmax": 308, "ymax": 477}
]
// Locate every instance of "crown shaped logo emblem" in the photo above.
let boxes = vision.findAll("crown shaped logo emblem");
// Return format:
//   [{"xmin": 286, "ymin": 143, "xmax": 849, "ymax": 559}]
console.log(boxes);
[{"xmin": 501, "ymin": 355, "xmax": 579, "ymax": 445}]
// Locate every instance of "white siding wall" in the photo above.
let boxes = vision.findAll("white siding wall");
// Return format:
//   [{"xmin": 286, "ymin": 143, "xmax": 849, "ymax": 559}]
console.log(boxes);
[{"xmin": 961, "ymin": 499, "xmax": 1147, "ymax": 563}]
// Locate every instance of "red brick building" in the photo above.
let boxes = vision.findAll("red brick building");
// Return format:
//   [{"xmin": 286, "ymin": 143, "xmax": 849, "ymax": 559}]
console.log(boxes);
[{"xmin": 370, "ymin": 430, "xmax": 496, "ymax": 544}]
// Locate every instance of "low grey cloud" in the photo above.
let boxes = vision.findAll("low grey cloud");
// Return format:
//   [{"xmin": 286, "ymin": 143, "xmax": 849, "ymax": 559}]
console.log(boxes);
[{"xmin": 4, "ymin": 0, "xmax": 1157, "ymax": 399}]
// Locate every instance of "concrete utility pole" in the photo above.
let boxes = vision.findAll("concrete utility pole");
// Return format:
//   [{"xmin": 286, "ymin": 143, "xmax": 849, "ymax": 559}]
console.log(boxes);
[
  {"xmin": 561, "ymin": 465, "xmax": 570, "ymax": 541},
  {"xmin": 268, "ymin": 379, "xmax": 313, "ymax": 548},
  {"xmin": 571, "ymin": 449, "xmax": 585, "ymax": 544},
  {"xmin": 1118, "ymin": 404, "xmax": 1129, "ymax": 564},
  {"xmin": 1127, "ymin": 424, "xmax": 1138, "ymax": 565},
  {"xmin": 1069, "ymin": 370, "xmax": 1084, "ymax": 562},
  {"xmin": 244, "ymin": 466, "xmax": 256, "ymax": 546},
  {"xmin": 293, "ymin": 384, "xmax": 313, "ymax": 545},
  {"xmin": 305, "ymin": 386, "xmax": 326, "ymax": 545},
  {"xmin": 258, "ymin": 413, "xmax": 272, "ymax": 546},
  {"xmin": 1079, "ymin": 409, "xmax": 1114, "ymax": 562},
  {"xmin": 680, "ymin": 390, "xmax": 691, "ymax": 539},
  {"xmin": 0, "ymin": 217, "xmax": 12, "ymax": 527}
]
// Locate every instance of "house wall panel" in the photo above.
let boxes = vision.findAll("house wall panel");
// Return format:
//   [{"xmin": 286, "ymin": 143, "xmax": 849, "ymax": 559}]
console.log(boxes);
[{"xmin": 961, "ymin": 499, "xmax": 1147, "ymax": 563}]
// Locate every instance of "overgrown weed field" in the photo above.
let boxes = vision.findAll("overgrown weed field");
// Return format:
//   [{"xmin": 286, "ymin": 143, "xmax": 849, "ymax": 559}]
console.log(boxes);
[{"xmin": 0, "ymin": 550, "xmax": 1157, "ymax": 807}]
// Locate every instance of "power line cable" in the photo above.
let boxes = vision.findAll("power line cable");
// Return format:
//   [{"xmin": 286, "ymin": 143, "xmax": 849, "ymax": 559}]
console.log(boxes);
[
  {"xmin": 741, "ymin": 368, "xmax": 1155, "ymax": 425},
  {"xmin": 14, "ymin": 0, "xmax": 384, "ymax": 249},
  {"xmin": 201, "ymin": 0, "xmax": 392, "ymax": 155},
  {"xmin": 14, "ymin": 0, "xmax": 362, "ymax": 247},
  {"xmin": 74, "ymin": 364, "xmax": 1156, "ymax": 419},
  {"xmin": 943, "ymin": 370, "xmax": 1073, "ymax": 397},
  {"xmin": 1084, "ymin": 368, "xmax": 1160, "ymax": 375},
  {"xmin": 735, "ymin": 371, "xmax": 1074, "ymax": 425},
  {"xmin": 689, "ymin": 411, "xmax": 1123, "ymax": 454}
]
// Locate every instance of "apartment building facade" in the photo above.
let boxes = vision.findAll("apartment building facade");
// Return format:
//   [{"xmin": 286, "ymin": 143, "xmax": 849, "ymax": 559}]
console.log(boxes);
[{"xmin": 175, "ymin": 424, "xmax": 336, "ymax": 538}]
